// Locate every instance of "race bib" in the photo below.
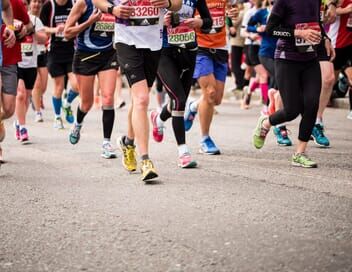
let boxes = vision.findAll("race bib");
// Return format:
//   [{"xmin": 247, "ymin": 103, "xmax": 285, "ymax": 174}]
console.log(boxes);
[
  {"xmin": 126, "ymin": 0, "xmax": 160, "ymax": 26},
  {"xmin": 21, "ymin": 35, "xmax": 34, "ymax": 56},
  {"xmin": 295, "ymin": 22, "xmax": 320, "ymax": 52},
  {"xmin": 209, "ymin": 8, "xmax": 225, "ymax": 34},
  {"xmin": 93, "ymin": 13, "xmax": 115, "ymax": 36},
  {"xmin": 55, "ymin": 23, "xmax": 66, "ymax": 41},
  {"xmin": 167, "ymin": 23, "xmax": 196, "ymax": 46}
]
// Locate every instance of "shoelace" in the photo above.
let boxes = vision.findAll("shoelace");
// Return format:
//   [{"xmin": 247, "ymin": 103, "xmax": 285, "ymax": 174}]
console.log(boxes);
[
  {"xmin": 260, "ymin": 126, "xmax": 269, "ymax": 138},
  {"xmin": 125, "ymin": 146, "xmax": 135, "ymax": 163},
  {"xmin": 142, "ymin": 159, "xmax": 153, "ymax": 170},
  {"xmin": 279, "ymin": 126, "xmax": 290, "ymax": 138},
  {"xmin": 72, "ymin": 125, "xmax": 81, "ymax": 137},
  {"xmin": 315, "ymin": 125, "xmax": 325, "ymax": 137},
  {"xmin": 204, "ymin": 138, "xmax": 216, "ymax": 148}
]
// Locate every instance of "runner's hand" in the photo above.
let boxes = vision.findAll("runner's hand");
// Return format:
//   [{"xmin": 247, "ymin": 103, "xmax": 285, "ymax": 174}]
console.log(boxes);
[
  {"xmin": 227, "ymin": 6, "xmax": 239, "ymax": 20},
  {"xmin": 88, "ymin": 9, "xmax": 102, "ymax": 24},
  {"xmin": 3, "ymin": 27, "xmax": 16, "ymax": 48},
  {"xmin": 184, "ymin": 18, "xmax": 203, "ymax": 29},
  {"xmin": 295, "ymin": 29, "xmax": 321, "ymax": 44},
  {"xmin": 56, "ymin": 24, "xmax": 65, "ymax": 34},
  {"xmin": 249, "ymin": 33, "xmax": 260, "ymax": 41},
  {"xmin": 17, "ymin": 24, "xmax": 27, "ymax": 39},
  {"xmin": 325, "ymin": 5, "xmax": 337, "ymax": 24},
  {"xmin": 164, "ymin": 11, "xmax": 172, "ymax": 26},
  {"xmin": 151, "ymin": 0, "xmax": 169, "ymax": 8},
  {"xmin": 113, "ymin": 5, "xmax": 133, "ymax": 19},
  {"xmin": 256, "ymin": 25, "xmax": 266, "ymax": 33},
  {"xmin": 324, "ymin": 38, "xmax": 336, "ymax": 62}
]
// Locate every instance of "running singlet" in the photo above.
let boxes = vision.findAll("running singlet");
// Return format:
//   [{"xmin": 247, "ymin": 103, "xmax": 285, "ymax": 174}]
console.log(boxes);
[
  {"xmin": 19, "ymin": 14, "xmax": 44, "ymax": 68},
  {"xmin": 77, "ymin": 0, "xmax": 114, "ymax": 52},
  {"xmin": 271, "ymin": 0, "xmax": 321, "ymax": 61},
  {"xmin": 163, "ymin": 0, "xmax": 197, "ymax": 48},
  {"xmin": 40, "ymin": 0, "xmax": 75, "ymax": 62},
  {"xmin": 113, "ymin": 0, "xmax": 166, "ymax": 51},
  {"xmin": 196, "ymin": 0, "xmax": 227, "ymax": 48},
  {"xmin": 328, "ymin": 0, "xmax": 352, "ymax": 48}
]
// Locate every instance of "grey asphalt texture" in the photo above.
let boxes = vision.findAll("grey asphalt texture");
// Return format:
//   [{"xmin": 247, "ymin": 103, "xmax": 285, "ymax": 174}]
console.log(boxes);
[{"xmin": 1, "ymin": 88, "xmax": 352, "ymax": 272}]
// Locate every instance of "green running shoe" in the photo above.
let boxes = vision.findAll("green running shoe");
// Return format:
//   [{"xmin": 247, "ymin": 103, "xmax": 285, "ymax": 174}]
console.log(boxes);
[
  {"xmin": 291, "ymin": 153, "xmax": 317, "ymax": 168},
  {"xmin": 252, "ymin": 115, "xmax": 270, "ymax": 149}
]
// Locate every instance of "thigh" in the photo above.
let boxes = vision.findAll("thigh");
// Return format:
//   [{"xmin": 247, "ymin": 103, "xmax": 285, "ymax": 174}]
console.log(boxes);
[
  {"xmin": 1, "ymin": 65, "xmax": 18, "ymax": 96},
  {"xmin": 275, "ymin": 60, "xmax": 302, "ymax": 112},
  {"xmin": 143, "ymin": 49, "xmax": 161, "ymax": 88}
]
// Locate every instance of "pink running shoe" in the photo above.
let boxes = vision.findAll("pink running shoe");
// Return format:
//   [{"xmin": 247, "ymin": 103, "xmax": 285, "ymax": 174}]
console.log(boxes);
[
  {"xmin": 14, "ymin": 122, "xmax": 20, "ymax": 140},
  {"xmin": 178, "ymin": 153, "xmax": 197, "ymax": 168},
  {"xmin": 150, "ymin": 110, "xmax": 164, "ymax": 142},
  {"xmin": 268, "ymin": 88, "xmax": 277, "ymax": 115},
  {"xmin": 19, "ymin": 127, "xmax": 29, "ymax": 143}
]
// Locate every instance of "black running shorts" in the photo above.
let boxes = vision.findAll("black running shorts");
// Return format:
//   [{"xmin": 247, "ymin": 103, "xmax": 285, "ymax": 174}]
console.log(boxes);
[
  {"xmin": 115, "ymin": 43, "xmax": 161, "ymax": 88},
  {"xmin": 317, "ymin": 41, "xmax": 330, "ymax": 62},
  {"xmin": 73, "ymin": 49, "xmax": 118, "ymax": 76},
  {"xmin": 244, "ymin": 44, "xmax": 260, "ymax": 66},
  {"xmin": 37, "ymin": 53, "xmax": 48, "ymax": 68},
  {"xmin": 17, "ymin": 67, "xmax": 37, "ymax": 90},
  {"xmin": 334, "ymin": 45, "xmax": 352, "ymax": 71},
  {"xmin": 47, "ymin": 58, "xmax": 73, "ymax": 78}
]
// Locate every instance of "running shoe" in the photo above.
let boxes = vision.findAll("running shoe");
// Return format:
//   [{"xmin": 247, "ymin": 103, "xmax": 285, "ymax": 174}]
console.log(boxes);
[
  {"xmin": 178, "ymin": 153, "xmax": 197, "ymax": 168},
  {"xmin": 54, "ymin": 117, "xmax": 64, "ymax": 130},
  {"xmin": 347, "ymin": 110, "xmax": 352, "ymax": 120},
  {"xmin": 0, "ymin": 119, "xmax": 5, "ymax": 142},
  {"xmin": 69, "ymin": 123, "xmax": 82, "ymax": 145},
  {"xmin": 34, "ymin": 112, "xmax": 44, "ymax": 123},
  {"xmin": 150, "ymin": 110, "xmax": 164, "ymax": 142},
  {"xmin": 291, "ymin": 153, "xmax": 317, "ymax": 168},
  {"xmin": 273, "ymin": 126, "xmax": 292, "ymax": 146},
  {"xmin": 241, "ymin": 86, "xmax": 251, "ymax": 110},
  {"xmin": 184, "ymin": 100, "xmax": 198, "ymax": 132},
  {"xmin": 19, "ymin": 127, "xmax": 29, "ymax": 143},
  {"xmin": 141, "ymin": 159, "xmax": 158, "ymax": 182},
  {"xmin": 101, "ymin": 141, "xmax": 117, "ymax": 159},
  {"xmin": 63, "ymin": 105, "xmax": 74, "ymax": 124},
  {"xmin": 0, "ymin": 144, "xmax": 3, "ymax": 164},
  {"xmin": 14, "ymin": 121, "xmax": 20, "ymax": 140},
  {"xmin": 311, "ymin": 124, "xmax": 330, "ymax": 147},
  {"xmin": 252, "ymin": 115, "xmax": 270, "ymax": 149},
  {"xmin": 268, "ymin": 89, "xmax": 276, "ymax": 115},
  {"xmin": 200, "ymin": 136, "xmax": 221, "ymax": 155},
  {"xmin": 119, "ymin": 136, "xmax": 137, "ymax": 172}
]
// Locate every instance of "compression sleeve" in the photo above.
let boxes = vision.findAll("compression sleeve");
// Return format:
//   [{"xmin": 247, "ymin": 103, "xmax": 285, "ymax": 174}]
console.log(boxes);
[
  {"xmin": 266, "ymin": 13, "xmax": 294, "ymax": 39},
  {"xmin": 196, "ymin": 0, "xmax": 213, "ymax": 31}
]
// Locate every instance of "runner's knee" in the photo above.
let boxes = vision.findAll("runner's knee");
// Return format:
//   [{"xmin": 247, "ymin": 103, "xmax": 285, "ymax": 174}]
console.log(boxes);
[{"xmin": 133, "ymin": 93, "xmax": 149, "ymax": 110}]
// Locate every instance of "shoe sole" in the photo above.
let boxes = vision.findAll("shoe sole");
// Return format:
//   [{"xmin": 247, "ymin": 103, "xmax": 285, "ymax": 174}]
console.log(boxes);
[
  {"xmin": 291, "ymin": 162, "xmax": 318, "ymax": 168},
  {"xmin": 21, "ymin": 139, "xmax": 31, "ymax": 145},
  {"xmin": 142, "ymin": 170, "xmax": 158, "ymax": 182},
  {"xmin": 101, "ymin": 153, "xmax": 117, "ymax": 159},
  {"xmin": 199, "ymin": 149, "xmax": 221, "ymax": 155},
  {"xmin": 179, "ymin": 161, "xmax": 198, "ymax": 168}
]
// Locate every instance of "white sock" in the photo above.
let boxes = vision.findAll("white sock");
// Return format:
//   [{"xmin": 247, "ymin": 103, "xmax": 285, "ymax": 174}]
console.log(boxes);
[
  {"xmin": 190, "ymin": 100, "xmax": 199, "ymax": 112},
  {"xmin": 19, "ymin": 125, "xmax": 26, "ymax": 130},
  {"xmin": 316, "ymin": 118, "xmax": 323, "ymax": 125},
  {"xmin": 157, "ymin": 114, "xmax": 164, "ymax": 128},
  {"xmin": 178, "ymin": 144, "xmax": 190, "ymax": 157}
]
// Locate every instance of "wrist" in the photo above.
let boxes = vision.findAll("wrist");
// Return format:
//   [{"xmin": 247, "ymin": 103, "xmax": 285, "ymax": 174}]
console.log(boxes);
[
  {"xmin": 6, "ymin": 24, "xmax": 16, "ymax": 31},
  {"xmin": 107, "ymin": 4, "xmax": 115, "ymax": 15}
]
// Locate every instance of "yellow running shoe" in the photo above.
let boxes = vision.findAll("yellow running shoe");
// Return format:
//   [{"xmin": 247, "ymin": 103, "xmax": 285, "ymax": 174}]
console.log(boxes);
[
  {"xmin": 119, "ymin": 136, "xmax": 137, "ymax": 172},
  {"xmin": 141, "ymin": 159, "xmax": 158, "ymax": 182}
]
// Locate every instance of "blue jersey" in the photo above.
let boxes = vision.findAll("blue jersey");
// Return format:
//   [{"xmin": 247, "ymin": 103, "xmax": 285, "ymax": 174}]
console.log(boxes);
[
  {"xmin": 247, "ymin": 8, "xmax": 277, "ymax": 58},
  {"xmin": 162, "ymin": 0, "xmax": 198, "ymax": 49},
  {"xmin": 77, "ymin": 0, "xmax": 114, "ymax": 52}
]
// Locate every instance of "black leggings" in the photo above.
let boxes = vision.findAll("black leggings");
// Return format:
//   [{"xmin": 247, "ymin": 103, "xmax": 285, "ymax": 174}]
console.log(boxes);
[
  {"xmin": 157, "ymin": 47, "xmax": 197, "ymax": 145},
  {"xmin": 231, "ymin": 46, "xmax": 245, "ymax": 90},
  {"xmin": 269, "ymin": 59, "xmax": 321, "ymax": 142}
]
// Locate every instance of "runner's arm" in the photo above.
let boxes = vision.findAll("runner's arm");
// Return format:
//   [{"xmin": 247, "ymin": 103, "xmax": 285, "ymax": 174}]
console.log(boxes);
[
  {"xmin": 247, "ymin": 12, "xmax": 259, "ymax": 33},
  {"xmin": 266, "ymin": 13, "xmax": 294, "ymax": 39},
  {"xmin": 196, "ymin": 0, "xmax": 212, "ymax": 30},
  {"xmin": 1, "ymin": 0, "xmax": 14, "ymax": 25},
  {"xmin": 64, "ymin": 0, "xmax": 100, "ymax": 40},
  {"xmin": 40, "ymin": 2, "xmax": 57, "ymax": 35},
  {"xmin": 336, "ymin": 3, "xmax": 352, "ymax": 15},
  {"xmin": 33, "ymin": 17, "xmax": 48, "ymax": 44}
]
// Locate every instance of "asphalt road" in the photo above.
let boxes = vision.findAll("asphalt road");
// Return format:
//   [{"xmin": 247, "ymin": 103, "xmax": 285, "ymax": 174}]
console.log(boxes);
[{"xmin": 1, "ymin": 87, "xmax": 352, "ymax": 272}]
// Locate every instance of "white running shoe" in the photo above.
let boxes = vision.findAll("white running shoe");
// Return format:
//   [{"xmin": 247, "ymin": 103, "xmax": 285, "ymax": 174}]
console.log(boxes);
[
  {"xmin": 101, "ymin": 141, "xmax": 117, "ymax": 159},
  {"xmin": 35, "ymin": 112, "xmax": 44, "ymax": 122},
  {"xmin": 54, "ymin": 117, "xmax": 64, "ymax": 129}
]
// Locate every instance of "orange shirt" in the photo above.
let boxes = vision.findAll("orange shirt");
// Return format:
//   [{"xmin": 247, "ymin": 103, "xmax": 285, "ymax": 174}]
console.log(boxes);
[{"xmin": 196, "ymin": 0, "xmax": 227, "ymax": 48}]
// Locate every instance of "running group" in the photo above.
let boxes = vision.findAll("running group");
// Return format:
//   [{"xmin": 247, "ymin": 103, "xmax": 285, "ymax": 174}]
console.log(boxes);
[{"xmin": 0, "ymin": 0, "xmax": 351, "ymax": 182}]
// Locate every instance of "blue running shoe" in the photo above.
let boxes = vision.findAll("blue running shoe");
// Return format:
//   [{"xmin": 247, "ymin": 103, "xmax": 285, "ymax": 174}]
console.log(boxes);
[
  {"xmin": 69, "ymin": 123, "xmax": 82, "ymax": 145},
  {"xmin": 200, "ymin": 136, "xmax": 221, "ymax": 155},
  {"xmin": 63, "ymin": 105, "xmax": 74, "ymax": 124},
  {"xmin": 311, "ymin": 124, "xmax": 330, "ymax": 147},
  {"xmin": 184, "ymin": 101, "xmax": 197, "ymax": 132},
  {"xmin": 273, "ymin": 126, "xmax": 292, "ymax": 146}
]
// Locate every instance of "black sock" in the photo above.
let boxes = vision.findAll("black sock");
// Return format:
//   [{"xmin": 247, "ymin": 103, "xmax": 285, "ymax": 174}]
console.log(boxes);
[
  {"xmin": 102, "ymin": 108, "xmax": 115, "ymax": 139},
  {"xmin": 172, "ymin": 116, "xmax": 186, "ymax": 146},
  {"xmin": 243, "ymin": 79, "xmax": 250, "ymax": 87},
  {"xmin": 77, "ymin": 106, "xmax": 87, "ymax": 124},
  {"xmin": 160, "ymin": 105, "xmax": 171, "ymax": 122},
  {"xmin": 141, "ymin": 154, "xmax": 149, "ymax": 161},
  {"xmin": 123, "ymin": 136, "xmax": 134, "ymax": 146}
]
